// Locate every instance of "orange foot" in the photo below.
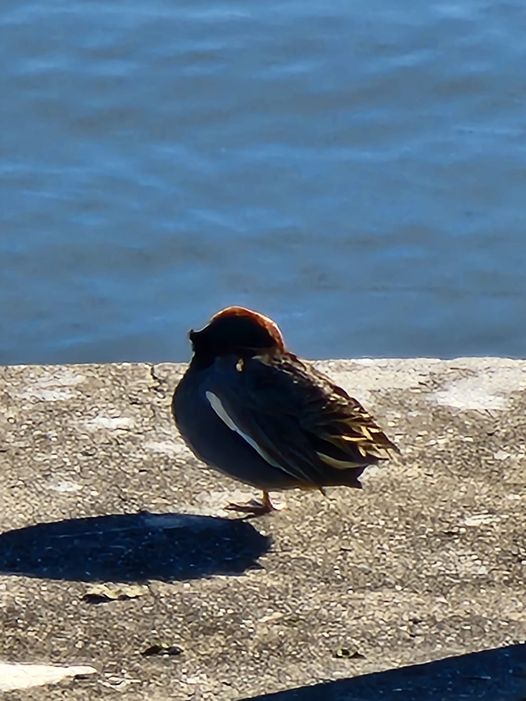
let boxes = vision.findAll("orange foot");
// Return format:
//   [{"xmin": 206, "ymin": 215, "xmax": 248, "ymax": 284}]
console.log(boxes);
[{"xmin": 225, "ymin": 491, "xmax": 278, "ymax": 517}]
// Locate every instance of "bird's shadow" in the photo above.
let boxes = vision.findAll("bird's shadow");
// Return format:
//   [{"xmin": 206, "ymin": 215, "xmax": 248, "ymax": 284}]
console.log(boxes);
[{"xmin": 0, "ymin": 512, "xmax": 271, "ymax": 582}]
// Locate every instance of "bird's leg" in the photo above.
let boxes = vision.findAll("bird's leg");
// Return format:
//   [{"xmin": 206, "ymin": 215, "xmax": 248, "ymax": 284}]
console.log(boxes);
[
  {"xmin": 225, "ymin": 490, "xmax": 277, "ymax": 516},
  {"xmin": 261, "ymin": 490, "xmax": 275, "ymax": 512}
]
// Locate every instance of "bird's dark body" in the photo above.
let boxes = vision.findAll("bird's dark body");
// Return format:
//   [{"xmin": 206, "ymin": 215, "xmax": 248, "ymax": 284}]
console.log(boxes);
[
  {"xmin": 173, "ymin": 362, "xmax": 303, "ymax": 490},
  {"xmin": 172, "ymin": 351, "xmax": 377, "ymax": 491}
]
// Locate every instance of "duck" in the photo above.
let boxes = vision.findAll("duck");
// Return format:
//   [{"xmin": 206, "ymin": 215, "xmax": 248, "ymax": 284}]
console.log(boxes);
[{"xmin": 172, "ymin": 306, "xmax": 399, "ymax": 516}]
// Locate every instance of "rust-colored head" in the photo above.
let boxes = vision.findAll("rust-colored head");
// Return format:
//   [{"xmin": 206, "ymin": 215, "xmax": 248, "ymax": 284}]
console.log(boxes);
[{"xmin": 189, "ymin": 306, "xmax": 285, "ymax": 362}]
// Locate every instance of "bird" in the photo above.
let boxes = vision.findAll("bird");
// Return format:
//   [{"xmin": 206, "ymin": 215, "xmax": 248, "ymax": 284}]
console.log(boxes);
[{"xmin": 172, "ymin": 306, "xmax": 399, "ymax": 516}]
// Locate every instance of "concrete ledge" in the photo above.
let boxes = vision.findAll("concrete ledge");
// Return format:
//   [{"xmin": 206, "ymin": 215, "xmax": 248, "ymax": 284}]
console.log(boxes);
[{"xmin": 0, "ymin": 359, "xmax": 525, "ymax": 699}]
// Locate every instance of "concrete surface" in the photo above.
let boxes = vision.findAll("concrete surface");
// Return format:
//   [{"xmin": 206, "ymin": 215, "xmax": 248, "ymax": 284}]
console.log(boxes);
[{"xmin": 0, "ymin": 358, "xmax": 524, "ymax": 700}]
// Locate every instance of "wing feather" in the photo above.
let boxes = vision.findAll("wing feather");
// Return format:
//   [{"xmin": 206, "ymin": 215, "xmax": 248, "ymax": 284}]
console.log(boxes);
[{"xmin": 204, "ymin": 353, "xmax": 398, "ymax": 487}]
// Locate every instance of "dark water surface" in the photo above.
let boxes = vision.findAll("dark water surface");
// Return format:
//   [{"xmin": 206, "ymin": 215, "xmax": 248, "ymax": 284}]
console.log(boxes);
[{"xmin": 1, "ymin": 1, "xmax": 525, "ymax": 364}]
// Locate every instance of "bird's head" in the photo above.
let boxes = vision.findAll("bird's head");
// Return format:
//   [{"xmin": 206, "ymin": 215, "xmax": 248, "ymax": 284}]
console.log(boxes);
[{"xmin": 189, "ymin": 306, "xmax": 285, "ymax": 364}]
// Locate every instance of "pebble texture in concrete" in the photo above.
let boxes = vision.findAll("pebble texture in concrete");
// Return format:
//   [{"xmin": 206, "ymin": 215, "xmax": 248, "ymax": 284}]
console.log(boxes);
[{"xmin": 0, "ymin": 359, "xmax": 525, "ymax": 700}]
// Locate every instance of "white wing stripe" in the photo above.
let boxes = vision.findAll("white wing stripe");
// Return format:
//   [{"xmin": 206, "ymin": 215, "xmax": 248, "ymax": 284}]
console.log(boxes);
[
  {"xmin": 205, "ymin": 391, "xmax": 285, "ymax": 471},
  {"xmin": 205, "ymin": 391, "xmax": 238, "ymax": 430}
]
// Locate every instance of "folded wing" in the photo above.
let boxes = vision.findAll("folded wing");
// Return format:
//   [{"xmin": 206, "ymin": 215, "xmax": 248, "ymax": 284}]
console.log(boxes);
[{"xmin": 204, "ymin": 353, "xmax": 398, "ymax": 488}]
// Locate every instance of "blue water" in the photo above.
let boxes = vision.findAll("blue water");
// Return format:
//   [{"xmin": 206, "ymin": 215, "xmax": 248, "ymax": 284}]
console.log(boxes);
[{"xmin": 1, "ymin": 1, "xmax": 525, "ymax": 364}]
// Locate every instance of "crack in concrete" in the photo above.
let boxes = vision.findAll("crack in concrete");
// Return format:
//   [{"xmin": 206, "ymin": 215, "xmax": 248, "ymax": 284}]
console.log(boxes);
[
  {"xmin": 149, "ymin": 364, "xmax": 166, "ymax": 393},
  {"xmin": 148, "ymin": 364, "xmax": 172, "ymax": 426}
]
